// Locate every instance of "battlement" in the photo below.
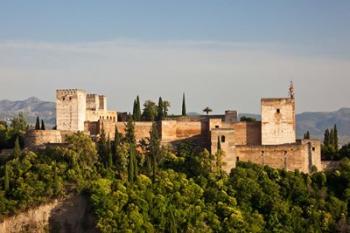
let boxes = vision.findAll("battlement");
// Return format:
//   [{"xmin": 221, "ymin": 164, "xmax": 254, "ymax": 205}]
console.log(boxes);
[{"xmin": 56, "ymin": 89, "xmax": 86, "ymax": 96}]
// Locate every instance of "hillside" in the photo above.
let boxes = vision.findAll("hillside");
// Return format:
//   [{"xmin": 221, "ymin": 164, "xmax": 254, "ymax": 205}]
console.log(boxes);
[{"xmin": 0, "ymin": 97, "xmax": 349, "ymax": 144}]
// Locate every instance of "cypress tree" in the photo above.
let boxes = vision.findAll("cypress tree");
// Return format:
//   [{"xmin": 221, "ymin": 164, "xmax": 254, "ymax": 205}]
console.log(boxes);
[
  {"xmin": 149, "ymin": 122, "xmax": 161, "ymax": 182},
  {"xmin": 157, "ymin": 97, "xmax": 164, "ymax": 121},
  {"xmin": 334, "ymin": 124, "xmax": 339, "ymax": 151},
  {"xmin": 329, "ymin": 129, "xmax": 335, "ymax": 148},
  {"xmin": 4, "ymin": 163, "xmax": 9, "ymax": 192},
  {"xmin": 182, "ymin": 93, "xmax": 187, "ymax": 116},
  {"xmin": 113, "ymin": 126, "xmax": 121, "ymax": 158},
  {"xmin": 107, "ymin": 137, "xmax": 113, "ymax": 168},
  {"xmin": 99, "ymin": 127, "xmax": 107, "ymax": 166},
  {"xmin": 136, "ymin": 96, "xmax": 141, "ymax": 121},
  {"xmin": 41, "ymin": 119, "xmax": 45, "ymax": 130},
  {"xmin": 324, "ymin": 129, "xmax": 330, "ymax": 146},
  {"xmin": 304, "ymin": 131, "xmax": 310, "ymax": 139},
  {"xmin": 128, "ymin": 143, "xmax": 138, "ymax": 183},
  {"xmin": 125, "ymin": 117, "xmax": 136, "ymax": 144},
  {"xmin": 35, "ymin": 116, "xmax": 40, "ymax": 130},
  {"xmin": 128, "ymin": 145, "xmax": 135, "ymax": 183},
  {"xmin": 132, "ymin": 100, "xmax": 137, "ymax": 121},
  {"xmin": 13, "ymin": 137, "xmax": 21, "ymax": 159}
]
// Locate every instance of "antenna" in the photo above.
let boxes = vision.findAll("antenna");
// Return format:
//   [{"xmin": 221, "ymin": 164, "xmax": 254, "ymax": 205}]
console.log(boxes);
[{"xmin": 289, "ymin": 81, "xmax": 295, "ymax": 99}]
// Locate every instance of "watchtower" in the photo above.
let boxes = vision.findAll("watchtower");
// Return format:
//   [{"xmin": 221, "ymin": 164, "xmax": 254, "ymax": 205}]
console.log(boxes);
[{"xmin": 56, "ymin": 89, "xmax": 87, "ymax": 131}]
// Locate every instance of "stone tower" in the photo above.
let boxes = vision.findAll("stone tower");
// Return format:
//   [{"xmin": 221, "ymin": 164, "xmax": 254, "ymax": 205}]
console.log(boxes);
[
  {"xmin": 56, "ymin": 89, "xmax": 87, "ymax": 131},
  {"xmin": 261, "ymin": 86, "xmax": 296, "ymax": 145}
]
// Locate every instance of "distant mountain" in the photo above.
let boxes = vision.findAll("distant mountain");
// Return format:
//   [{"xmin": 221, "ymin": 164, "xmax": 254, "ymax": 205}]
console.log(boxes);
[
  {"xmin": 0, "ymin": 97, "xmax": 349, "ymax": 144},
  {"xmin": 0, "ymin": 97, "xmax": 56, "ymax": 128}
]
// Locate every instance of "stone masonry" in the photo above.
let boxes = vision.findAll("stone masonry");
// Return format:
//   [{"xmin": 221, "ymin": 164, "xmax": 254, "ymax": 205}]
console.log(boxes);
[{"xmin": 26, "ymin": 85, "xmax": 322, "ymax": 174}]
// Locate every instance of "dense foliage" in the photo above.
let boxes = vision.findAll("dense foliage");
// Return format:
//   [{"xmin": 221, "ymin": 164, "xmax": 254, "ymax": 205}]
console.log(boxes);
[{"xmin": 1, "ymin": 116, "xmax": 350, "ymax": 232}]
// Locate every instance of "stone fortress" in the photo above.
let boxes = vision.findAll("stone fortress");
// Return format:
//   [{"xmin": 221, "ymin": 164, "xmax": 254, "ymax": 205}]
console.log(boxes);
[{"xmin": 25, "ymin": 84, "xmax": 322, "ymax": 173}]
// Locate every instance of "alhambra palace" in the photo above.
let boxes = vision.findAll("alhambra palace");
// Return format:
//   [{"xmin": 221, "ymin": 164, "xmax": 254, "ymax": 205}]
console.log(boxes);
[{"xmin": 25, "ymin": 84, "xmax": 322, "ymax": 174}]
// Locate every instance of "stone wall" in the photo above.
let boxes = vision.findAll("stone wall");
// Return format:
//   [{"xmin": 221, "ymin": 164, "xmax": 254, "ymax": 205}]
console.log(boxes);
[
  {"xmin": 116, "ymin": 122, "xmax": 153, "ymax": 142},
  {"xmin": 261, "ymin": 98, "xmax": 296, "ymax": 145},
  {"xmin": 25, "ymin": 130, "xmax": 63, "ymax": 147},
  {"xmin": 161, "ymin": 120, "xmax": 208, "ymax": 144},
  {"xmin": 235, "ymin": 144, "xmax": 308, "ymax": 173},
  {"xmin": 233, "ymin": 122, "xmax": 261, "ymax": 145}
]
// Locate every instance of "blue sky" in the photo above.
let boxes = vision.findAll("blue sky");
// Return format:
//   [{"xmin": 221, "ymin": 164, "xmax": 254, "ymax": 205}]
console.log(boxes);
[{"xmin": 0, "ymin": 1, "xmax": 350, "ymax": 113}]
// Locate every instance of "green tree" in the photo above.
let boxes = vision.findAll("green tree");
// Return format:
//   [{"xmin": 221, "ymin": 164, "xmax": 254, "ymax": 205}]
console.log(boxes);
[
  {"xmin": 4, "ymin": 163, "xmax": 9, "ymax": 192},
  {"xmin": 35, "ymin": 116, "xmax": 40, "ymax": 130},
  {"xmin": 98, "ymin": 127, "xmax": 108, "ymax": 167},
  {"xmin": 142, "ymin": 100, "xmax": 157, "ymax": 121},
  {"xmin": 132, "ymin": 96, "xmax": 142, "ymax": 121},
  {"xmin": 182, "ymin": 93, "xmax": 187, "ymax": 116},
  {"xmin": 148, "ymin": 122, "xmax": 161, "ymax": 182},
  {"xmin": 41, "ymin": 120, "xmax": 45, "ymax": 130},
  {"xmin": 324, "ymin": 129, "xmax": 330, "ymax": 146},
  {"xmin": 12, "ymin": 137, "xmax": 21, "ymax": 158},
  {"xmin": 163, "ymin": 100, "xmax": 170, "ymax": 118},
  {"xmin": 304, "ymin": 131, "xmax": 310, "ymax": 139},
  {"xmin": 157, "ymin": 97, "xmax": 164, "ymax": 121},
  {"xmin": 128, "ymin": 143, "xmax": 138, "ymax": 183},
  {"xmin": 125, "ymin": 118, "xmax": 136, "ymax": 144},
  {"xmin": 334, "ymin": 124, "xmax": 339, "ymax": 151},
  {"xmin": 107, "ymin": 137, "xmax": 113, "ymax": 168}
]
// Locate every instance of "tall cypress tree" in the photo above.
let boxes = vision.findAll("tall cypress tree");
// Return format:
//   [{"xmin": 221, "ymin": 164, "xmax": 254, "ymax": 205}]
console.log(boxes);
[
  {"xmin": 182, "ymin": 93, "xmax": 187, "ymax": 116},
  {"xmin": 128, "ymin": 143, "xmax": 138, "ymax": 183},
  {"xmin": 334, "ymin": 124, "xmax": 339, "ymax": 151},
  {"xmin": 136, "ymin": 96, "xmax": 141, "ymax": 121},
  {"xmin": 128, "ymin": 145, "xmax": 135, "ymax": 183},
  {"xmin": 157, "ymin": 97, "xmax": 164, "ymax": 121},
  {"xmin": 149, "ymin": 122, "xmax": 161, "ymax": 182},
  {"xmin": 126, "ymin": 117, "xmax": 136, "ymax": 144},
  {"xmin": 41, "ymin": 120, "xmax": 45, "ymax": 130},
  {"xmin": 107, "ymin": 137, "xmax": 113, "ymax": 168},
  {"xmin": 324, "ymin": 129, "xmax": 330, "ymax": 146},
  {"xmin": 4, "ymin": 163, "xmax": 9, "ymax": 192},
  {"xmin": 35, "ymin": 116, "xmax": 40, "ymax": 130},
  {"xmin": 13, "ymin": 137, "xmax": 21, "ymax": 158},
  {"xmin": 99, "ymin": 127, "xmax": 107, "ymax": 167},
  {"xmin": 113, "ymin": 126, "xmax": 121, "ymax": 157},
  {"xmin": 329, "ymin": 129, "xmax": 335, "ymax": 148},
  {"xmin": 304, "ymin": 131, "xmax": 310, "ymax": 139},
  {"xmin": 132, "ymin": 100, "xmax": 138, "ymax": 121}
]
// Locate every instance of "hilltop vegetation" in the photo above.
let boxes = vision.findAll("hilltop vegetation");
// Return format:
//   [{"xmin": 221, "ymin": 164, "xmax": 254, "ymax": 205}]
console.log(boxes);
[{"xmin": 1, "ymin": 116, "xmax": 350, "ymax": 232}]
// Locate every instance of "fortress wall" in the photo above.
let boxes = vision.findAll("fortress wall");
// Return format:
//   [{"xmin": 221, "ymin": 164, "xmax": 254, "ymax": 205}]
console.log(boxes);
[
  {"xmin": 235, "ymin": 144, "xmax": 309, "ymax": 173},
  {"xmin": 233, "ymin": 122, "xmax": 261, "ymax": 145},
  {"xmin": 116, "ymin": 122, "xmax": 153, "ymax": 142},
  {"xmin": 25, "ymin": 130, "xmax": 63, "ymax": 147},
  {"xmin": 161, "ymin": 121, "xmax": 177, "ymax": 142},
  {"xmin": 175, "ymin": 121, "xmax": 204, "ymax": 139}
]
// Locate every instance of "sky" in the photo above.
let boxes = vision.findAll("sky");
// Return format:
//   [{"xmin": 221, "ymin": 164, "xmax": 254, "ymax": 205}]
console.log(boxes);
[{"xmin": 0, "ymin": 1, "xmax": 349, "ymax": 114}]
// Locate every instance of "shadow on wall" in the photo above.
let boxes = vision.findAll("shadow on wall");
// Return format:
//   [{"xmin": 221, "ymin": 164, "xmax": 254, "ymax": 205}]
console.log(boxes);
[{"xmin": 48, "ymin": 195, "xmax": 98, "ymax": 233}]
